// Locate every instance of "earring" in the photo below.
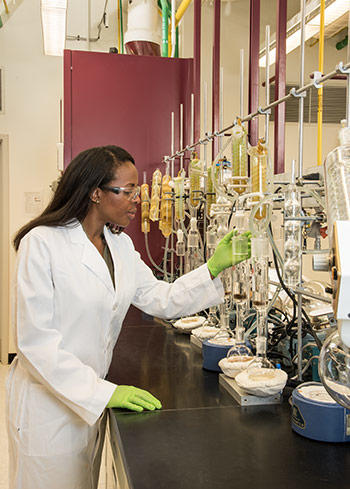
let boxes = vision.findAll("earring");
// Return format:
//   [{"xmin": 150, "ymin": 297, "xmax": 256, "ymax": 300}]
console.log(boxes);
[{"xmin": 91, "ymin": 198, "xmax": 100, "ymax": 204}]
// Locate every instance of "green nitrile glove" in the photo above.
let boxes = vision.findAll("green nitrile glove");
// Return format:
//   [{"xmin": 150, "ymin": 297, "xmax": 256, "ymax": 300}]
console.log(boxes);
[
  {"xmin": 107, "ymin": 385, "xmax": 162, "ymax": 412},
  {"xmin": 207, "ymin": 230, "xmax": 251, "ymax": 278}
]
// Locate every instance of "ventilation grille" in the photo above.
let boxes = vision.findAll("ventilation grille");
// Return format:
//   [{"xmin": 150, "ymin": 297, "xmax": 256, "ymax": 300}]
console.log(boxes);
[{"xmin": 270, "ymin": 84, "xmax": 347, "ymax": 124}]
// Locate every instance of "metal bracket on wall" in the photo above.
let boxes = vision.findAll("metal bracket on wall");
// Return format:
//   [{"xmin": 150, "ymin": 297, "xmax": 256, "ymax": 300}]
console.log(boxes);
[
  {"xmin": 337, "ymin": 61, "xmax": 350, "ymax": 75},
  {"xmin": 289, "ymin": 87, "xmax": 307, "ymax": 98},
  {"xmin": 312, "ymin": 71, "xmax": 323, "ymax": 89}
]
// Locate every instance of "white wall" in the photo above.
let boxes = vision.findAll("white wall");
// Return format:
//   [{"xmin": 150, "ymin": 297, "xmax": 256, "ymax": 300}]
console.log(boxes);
[
  {"xmin": 0, "ymin": 0, "xmax": 348, "ymax": 354},
  {"xmin": 0, "ymin": 0, "xmax": 130, "ymax": 356},
  {"xmin": 0, "ymin": 0, "xmax": 63, "ymax": 353}
]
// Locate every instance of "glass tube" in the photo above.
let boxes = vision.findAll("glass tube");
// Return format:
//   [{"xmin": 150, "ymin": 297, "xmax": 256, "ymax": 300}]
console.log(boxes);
[
  {"xmin": 250, "ymin": 140, "xmax": 269, "ymax": 220},
  {"xmin": 173, "ymin": 171, "xmax": 185, "ymax": 222},
  {"xmin": 250, "ymin": 235, "xmax": 273, "ymax": 368},
  {"xmin": 187, "ymin": 217, "xmax": 202, "ymax": 271},
  {"xmin": 141, "ymin": 171, "xmax": 150, "ymax": 234},
  {"xmin": 231, "ymin": 124, "xmax": 248, "ymax": 194},
  {"xmin": 176, "ymin": 229, "xmax": 185, "ymax": 256},
  {"xmin": 206, "ymin": 164, "xmax": 216, "ymax": 217},
  {"xmin": 189, "ymin": 152, "xmax": 203, "ymax": 209},
  {"xmin": 229, "ymin": 260, "xmax": 252, "ymax": 356},
  {"xmin": 159, "ymin": 174, "xmax": 172, "ymax": 238},
  {"xmin": 149, "ymin": 168, "xmax": 162, "ymax": 222},
  {"xmin": 283, "ymin": 183, "xmax": 301, "ymax": 287},
  {"xmin": 324, "ymin": 127, "xmax": 350, "ymax": 240},
  {"xmin": 206, "ymin": 224, "xmax": 219, "ymax": 326}
]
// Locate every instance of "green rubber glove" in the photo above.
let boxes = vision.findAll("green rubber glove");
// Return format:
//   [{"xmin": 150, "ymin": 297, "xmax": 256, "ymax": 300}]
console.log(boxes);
[
  {"xmin": 207, "ymin": 230, "xmax": 251, "ymax": 278},
  {"xmin": 107, "ymin": 385, "xmax": 162, "ymax": 412}
]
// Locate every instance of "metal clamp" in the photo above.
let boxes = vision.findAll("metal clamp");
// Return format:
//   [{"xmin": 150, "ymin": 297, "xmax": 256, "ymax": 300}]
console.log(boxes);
[
  {"xmin": 258, "ymin": 106, "xmax": 271, "ymax": 115},
  {"xmin": 312, "ymin": 71, "xmax": 323, "ymax": 89},
  {"xmin": 289, "ymin": 87, "xmax": 307, "ymax": 98},
  {"xmin": 336, "ymin": 61, "xmax": 350, "ymax": 75}
]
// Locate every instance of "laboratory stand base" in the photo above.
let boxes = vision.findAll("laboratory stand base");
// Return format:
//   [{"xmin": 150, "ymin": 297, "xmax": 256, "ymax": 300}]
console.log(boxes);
[
  {"xmin": 219, "ymin": 374, "xmax": 282, "ymax": 406},
  {"xmin": 190, "ymin": 335, "xmax": 202, "ymax": 351}
]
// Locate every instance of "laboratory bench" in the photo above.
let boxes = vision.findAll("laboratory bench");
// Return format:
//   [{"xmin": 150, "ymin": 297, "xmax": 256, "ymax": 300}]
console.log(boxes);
[{"xmin": 106, "ymin": 307, "xmax": 350, "ymax": 489}]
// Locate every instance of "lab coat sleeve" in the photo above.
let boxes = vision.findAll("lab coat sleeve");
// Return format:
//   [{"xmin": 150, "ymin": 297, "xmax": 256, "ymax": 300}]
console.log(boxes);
[
  {"xmin": 14, "ymin": 232, "xmax": 116, "ymax": 426},
  {"xmin": 131, "ymin": 248, "xmax": 225, "ymax": 319}
]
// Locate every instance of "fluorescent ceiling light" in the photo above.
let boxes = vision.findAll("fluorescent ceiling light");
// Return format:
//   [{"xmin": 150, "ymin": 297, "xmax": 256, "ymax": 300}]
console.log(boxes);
[
  {"xmin": 41, "ymin": 0, "xmax": 67, "ymax": 56},
  {"xmin": 259, "ymin": 0, "xmax": 349, "ymax": 67}
]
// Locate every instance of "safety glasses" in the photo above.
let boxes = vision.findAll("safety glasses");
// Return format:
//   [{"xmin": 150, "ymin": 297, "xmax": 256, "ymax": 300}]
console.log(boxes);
[{"xmin": 101, "ymin": 185, "xmax": 141, "ymax": 201}]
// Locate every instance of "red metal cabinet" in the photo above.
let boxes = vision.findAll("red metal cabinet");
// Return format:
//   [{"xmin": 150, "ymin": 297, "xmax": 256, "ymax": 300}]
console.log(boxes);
[{"xmin": 64, "ymin": 50, "xmax": 194, "ymax": 267}]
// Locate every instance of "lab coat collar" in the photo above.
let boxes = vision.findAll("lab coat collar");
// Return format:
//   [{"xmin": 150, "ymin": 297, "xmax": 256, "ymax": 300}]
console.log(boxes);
[{"xmin": 66, "ymin": 220, "xmax": 116, "ymax": 296}]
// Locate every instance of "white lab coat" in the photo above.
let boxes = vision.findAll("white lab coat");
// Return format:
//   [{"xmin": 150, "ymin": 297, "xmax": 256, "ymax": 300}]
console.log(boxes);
[{"xmin": 6, "ymin": 220, "xmax": 224, "ymax": 489}]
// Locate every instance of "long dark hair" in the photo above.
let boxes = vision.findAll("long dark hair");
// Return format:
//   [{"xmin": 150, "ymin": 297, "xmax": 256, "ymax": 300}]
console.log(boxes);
[{"xmin": 13, "ymin": 145, "xmax": 135, "ymax": 251}]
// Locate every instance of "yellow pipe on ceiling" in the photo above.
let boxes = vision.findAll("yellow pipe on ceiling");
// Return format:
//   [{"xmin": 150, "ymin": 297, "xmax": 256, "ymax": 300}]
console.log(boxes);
[
  {"xmin": 317, "ymin": 0, "xmax": 325, "ymax": 166},
  {"xmin": 175, "ymin": 0, "xmax": 192, "ymax": 27},
  {"xmin": 3, "ymin": 0, "xmax": 9, "ymax": 14}
]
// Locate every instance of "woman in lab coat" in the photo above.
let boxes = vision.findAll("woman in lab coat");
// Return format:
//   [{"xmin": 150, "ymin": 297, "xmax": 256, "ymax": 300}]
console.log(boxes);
[{"xmin": 7, "ymin": 145, "xmax": 251, "ymax": 489}]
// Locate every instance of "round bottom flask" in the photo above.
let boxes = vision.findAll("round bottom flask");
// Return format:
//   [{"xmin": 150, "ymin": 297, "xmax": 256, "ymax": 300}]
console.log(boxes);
[
  {"xmin": 318, "ymin": 331, "xmax": 350, "ymax": 409},
  {"xmin": 247, "ymin": 355, "xmax": 274, "ymax": 369}
]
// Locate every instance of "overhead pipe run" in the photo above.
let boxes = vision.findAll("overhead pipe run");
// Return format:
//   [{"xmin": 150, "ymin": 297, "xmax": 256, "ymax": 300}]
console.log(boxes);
[
  {"xmin": 193, "ymin": 0, "xmax": 201, "ymax": 142},
  {"xmin": 160, "ymin": 0, "xmax": 169, "ymax": 56},
  {"xmin": 212, "ymin": 0, "xmax": 221, "ymax": 159},
  {"xmin": 124, "ymin": 0, "xmax": 161, "ymax": 56},
  {"xmin": 163, "ymin": 61, "xmax": 350, "ymax": 163},
  {"xmin": 248, "ymin": 0, "xmax": 260, "ymax": 149},
  {"xmin": 317, "ymin": 0, "xmax": 325, "ymax": 166},
  {"xmin": 274, "ymin": 0, "xmax": 287, "ymax": 175}
]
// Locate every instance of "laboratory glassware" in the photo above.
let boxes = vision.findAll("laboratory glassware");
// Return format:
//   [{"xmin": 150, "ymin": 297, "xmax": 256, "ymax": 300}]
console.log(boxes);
[
  {"xmin": 149, "ymin": 168, "xmax": 162, "ymax": 222},
  {"xmin": 283, "ymin": 174, "xmax": 301, "ymax": 287},
  {"xmin": 231, "ymin": 123, "xmax": 248, "ymax": 195},
  {"xmin": 141, "ymin": 171, "xmax": 150, "ymax": 234},
  {"xmin": 159, "ymin": 174, "xmax": 173, "ymax": 238},
  {"xmin": 324, "ymin": 126, "xmax": 350, "ymax": 240}
]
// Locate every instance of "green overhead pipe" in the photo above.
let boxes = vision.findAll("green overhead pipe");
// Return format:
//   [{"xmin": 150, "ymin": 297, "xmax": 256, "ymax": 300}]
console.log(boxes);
[
  {"xmin": 160, "ymin": 0, "xmax": 169, "ymax": 57},
  {"xmin": 175, "ymin": 26, "xmax": 179, "ymax": 57},
  {"xmin": 336, "ymin": 35, "xmax": 348, "ymax": 51},
  {"xmin": 119, "ymin": 0, "xmax": 124, "ymax": 53}
]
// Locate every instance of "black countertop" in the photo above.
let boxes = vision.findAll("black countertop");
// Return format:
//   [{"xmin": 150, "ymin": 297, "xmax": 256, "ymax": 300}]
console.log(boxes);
[{"xmin": 107, "ymin": 307, "xmax": 350, "ymax": 489}]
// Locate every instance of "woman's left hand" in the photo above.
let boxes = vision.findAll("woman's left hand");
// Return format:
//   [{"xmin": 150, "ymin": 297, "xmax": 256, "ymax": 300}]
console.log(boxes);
[{"xmin": 207, "ymin": 230, "xmax": 251, "ymax": 278}]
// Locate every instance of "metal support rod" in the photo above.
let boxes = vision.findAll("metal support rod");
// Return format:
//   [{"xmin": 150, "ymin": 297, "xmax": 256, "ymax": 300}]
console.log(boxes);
[
  {"xmin": 240, "ymin": 49, "xmax": 244, "ymax": 118},
  {"xmin": 296, "ymin": 0, "xmax": 307, "ymax": 382},
  {"xmin": 191, "ymin": 93, "xmax": 195, "ymax": 146},
  {"xmin": 180, "ymin": 104, "xmax": 184, "ymax": 171},
  {"xmin": 297, "ymin": 291, "xmax": 303, "ymax": 381},
  {"xmin": 298, "ymin": 0, "xmax": 306, "ymax": 179},
  {"xmin": 212, "ymin": 0, "xmax": 221, "ymax": 160},
  {"xmin": 203, "ymin": 82, "xmax": 208, "ymax": 169},
  {"xmin": 171, "ymin": 112, "xmax": 175, "ymax": 160},
  {"xmin": 317, "ymin": 0, "xmax": 325, "ymax": 166},
  {"xmin": 219, "ymin": 66, "xmax": 224, "ymax": 152},
  {"xmin": 265, "ymin": 25, "xmax": 270, "ymax": 145},
  {"xmin": 269, "ymin": 281, "xmax": 332, "ymax": 304},
  {"xmin": 203, "ymin": 81, "xmax": 208, "ymax": 257},
  {"xmin": 248, "ymin": 0, "xmax": 260, "ymax": 148},
  {"xmin": 194, "ymin": 0, "xmax": 201, "ymax": 142},
  {"xmin": 163, "ymin": 61, "xmax": 350, "ymax": 162},
  {"xmin": 171, "ymin": 112, "xmax": 175, "ymax": 282},
  {"xmin": 274, "ymin": 0, "xmax": 286, "ymax": 174}
]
